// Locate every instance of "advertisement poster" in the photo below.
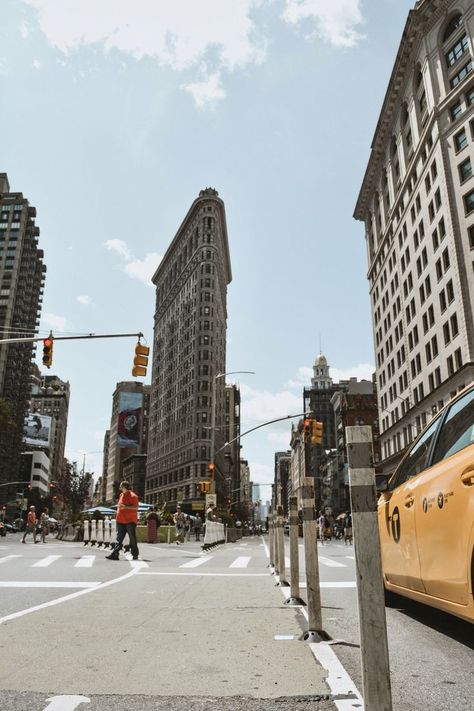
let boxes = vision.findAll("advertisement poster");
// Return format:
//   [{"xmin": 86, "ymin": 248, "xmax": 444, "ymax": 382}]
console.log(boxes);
[
  {"xmin": 23, "ymin": 413, "xmax": 52, "ymax": 447},
  {"xmin": 117, "ymin": 392, "xmax": 143, "ymax": 448}
]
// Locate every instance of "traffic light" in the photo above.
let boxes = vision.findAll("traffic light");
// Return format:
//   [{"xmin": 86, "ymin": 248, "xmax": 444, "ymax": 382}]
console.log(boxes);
[
  {"xmin": 208, "ymin": 463, "xmax": 215, "ymax": 480},
  {"xmin": 303, "ymin": 418, "xmax": 312, "ymax": 442},
  {"xmin": 200, "ymin": 481, "xmax": 210, "ymax": 494},
  {"xmin": 132, "ymin": 342, "xmax": 150, "ymax": 377},
  {"xmin": 42, "ymin": 336, "xmax": 53, "ymax": 368},
  {"xmin": 312, "ymin": 420, "xmax": 323, "ymax": 445}
]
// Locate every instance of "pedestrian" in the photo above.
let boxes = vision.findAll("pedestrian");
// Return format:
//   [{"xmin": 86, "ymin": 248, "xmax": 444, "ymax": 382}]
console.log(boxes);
[
  {"xmin": 185, "ymin": 515, "xmax": 192, "ymax": 541},
  {"xmin": 317, "ymin": 512, "xmax": 325, "ymax": 544},
  {"xmin": 39, "ymin": 507, "xmax": 49, "ymax": 543},
  {"xmin": 344, "ymin": 511, "xmax": 353, "ymax": 545},
  {"xmin": 22, "ymin": 505, "xmax": 38, "ymax": 544},
  {"xmin": 206, "ymin": 503, "xmax": 215, "ymax": 521},
  {"xmin": 173, "ymin": 506, "xmax": 186, "ymax": 544},
  {"xmin": 105, "ymin": 481, "xmax": 140, "ymax": 560},
  {"xmin": 146, "ymin": 506, "xmax": 161, "ymax": 544},
  {"xmin": 194, "ymin": 513, "xmax": 202, "ymax": 541}
]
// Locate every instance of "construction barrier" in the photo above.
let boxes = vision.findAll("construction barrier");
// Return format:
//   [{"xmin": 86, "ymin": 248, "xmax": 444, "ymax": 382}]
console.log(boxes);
[{"xmin": 202, "ymin": 521, "xmax": 225, "ymax": 550}]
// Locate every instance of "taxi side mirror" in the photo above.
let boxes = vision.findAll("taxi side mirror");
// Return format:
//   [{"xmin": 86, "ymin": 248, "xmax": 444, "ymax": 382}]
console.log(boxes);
[{"xmin": 375, "ymin": 474, "xmax": 390, "ymax": 493}]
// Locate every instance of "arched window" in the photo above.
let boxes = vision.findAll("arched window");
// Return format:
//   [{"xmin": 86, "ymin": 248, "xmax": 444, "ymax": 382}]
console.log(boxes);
[{"xmin": 443, "ymin": 13, "xmax": 463, "ymax": 44}]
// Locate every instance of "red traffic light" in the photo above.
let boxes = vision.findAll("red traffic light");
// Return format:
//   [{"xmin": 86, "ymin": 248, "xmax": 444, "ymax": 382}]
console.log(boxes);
[{"xmin": 42, "ymin": 337, "xmax": 53, "ymax": 368}]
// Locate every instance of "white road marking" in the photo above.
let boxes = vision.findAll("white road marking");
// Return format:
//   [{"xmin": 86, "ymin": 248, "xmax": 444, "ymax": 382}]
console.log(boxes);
[
  {"xmin": 274, "ymin": 635, "xmax": 294, "ymax": 640},
  {"xmin": 75, "ymin": 555, "xmax": 95, "ymax": 568},
  {"xmin": 345, "ymin": 555, "xmax": 355, "ymax": 560},
  {"xmin": 42, "ymin": 695, "xmax": 90, "ymax": 711},
  {"xmin": 33, "ymin": 555, "xmax": 62, "ymax": 568},
  {"xmin": 0, "ymin": 567, "xmax": 140, "ymax": 625},
  {"xmin": 0, "ymin": 581, "xmax": 100, "ymax": 588},
  {"xmin": 229, "ymin": 556, "xmax": 251, "ymax": 569},
  {"xmin": 179, "ymin": 555, "xmax": 212, "ymax": 568},
  {"xmin": 129, "ymin": 559, "xmax": 149, "ymax": 569},
  {"xmin": 139, "ymin": 571, "xmax": 268, "ymax": 577},
  {"xmin": 0, "ymin": 554, "xmax": 22, "ymax": 564},
  {"xmin": 318, "ymin": 556, "xmax": 346, "ymax": 568}
]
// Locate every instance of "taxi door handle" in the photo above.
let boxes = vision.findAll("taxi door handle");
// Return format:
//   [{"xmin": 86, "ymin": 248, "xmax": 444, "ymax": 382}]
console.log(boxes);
[
  {"xmin": 461, "ymin": 468, "xmax": 474, "ymax": 486},
  {"xmin": 404, "ymin": 496, "xmax": 415, "ymax": 508}
]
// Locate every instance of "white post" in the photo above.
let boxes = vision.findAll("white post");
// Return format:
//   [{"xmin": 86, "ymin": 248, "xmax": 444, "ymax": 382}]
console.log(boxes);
[
  {"xmin": 286, "ymin": 496, "xmax": 304, "ymax": 605},
  {"xmin": 276, "ymin": 505, "xmax": 288, "ymax": 586},
  {"xmin": 345, "ymin": 426, "xmax": 393, "ymax": 711}
]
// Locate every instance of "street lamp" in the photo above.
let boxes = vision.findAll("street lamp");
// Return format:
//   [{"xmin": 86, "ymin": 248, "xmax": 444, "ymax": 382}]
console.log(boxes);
[{"xmin": 209, "ymin": 370, "xmax": 255, "ymax": 484}]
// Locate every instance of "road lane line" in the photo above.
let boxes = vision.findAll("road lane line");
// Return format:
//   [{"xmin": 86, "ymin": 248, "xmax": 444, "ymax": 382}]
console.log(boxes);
[
  {"xmin": 229, "ymin": 556, "xmax": 251, "ymax": 568},
  {"xmin": 32, "ymin": 555, "xmax": 62, "ymax": 568},
  {"xmin": 0, "ymin": 555, "xmax": 22, "ymax": 564},
  {"xmin": 179, "ymin": 555, "xmax": 212, "ymax": 568},
  {"xmin": 0, "ymin": 581, "xmax": 100, "ymax": 588},
  {"xmin": 0, "ymin": 567, "xmax": 140, "ymax": 626},
  {"xmin": 318, "ymin": 556, "xmax": 346, "ymax": 568},
  {"xmin": 138, "ymin": 571, "xmax": 268, "ymax": 577},
  {"xmin": 299, "ymin": 581, "xmax": 356, "ymax": 588},
  {"xmin": 75, "ymin": 555, "xmax": 95, "ymax": 568}
]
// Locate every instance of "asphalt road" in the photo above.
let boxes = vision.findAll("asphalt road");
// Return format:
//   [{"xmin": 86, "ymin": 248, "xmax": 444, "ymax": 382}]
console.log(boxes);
[{"xmin": 1, "ymin": 533, "xmax": 472, "ymax": 710}]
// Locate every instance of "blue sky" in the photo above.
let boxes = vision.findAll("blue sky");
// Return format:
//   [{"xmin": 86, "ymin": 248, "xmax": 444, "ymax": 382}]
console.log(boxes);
[{"xmin": 0, "ymin": 0, "xmax": 414, "ymax": 498}]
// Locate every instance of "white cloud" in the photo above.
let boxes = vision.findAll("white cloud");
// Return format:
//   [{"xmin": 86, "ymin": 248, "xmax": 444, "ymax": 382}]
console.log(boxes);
[
  {"xmin": 19, "ymin": 21, "xmax": 30, "ymax": 38},
  {"xmin": 282, "ymin": 0, "xmax": 365, "ymax": 48},
  {"xmin": 105, "ymin": 238, "xmax": 132, "ymax": 260},
  {"xmin": 184, "ymin": 72, "xmax": 226, "ymax": 109},
  {"xmin": 77, "ymin": 294, "xmax": 92, "ymax": 306},
  {"xmin": 105, "ymin": 238, "xmax": 162, "ymax": 286},
  {"xmin": 240, "ymin": 383, "xmax": 303, "ymax": 425},
  {"xmin": 124, "ymin": 253, "xmax": 163, "ymax": 286},
  {"xmin": 42, "ymin": 312, "xmax": 67, "ymax": 332},
  {"xmin": 22, "ymin": 0, "xmax": 266, "ymax": 106},
  {"xmin": 266, "ymin": 428, "xmax": 292, "ymax": 449},
  {"xmin": 32, "ymin": 58, "xmax": 42, "ymax": 69},
  {"xmin": 248, "ymin": 462, "xmax": 273, "ymax": 486}
]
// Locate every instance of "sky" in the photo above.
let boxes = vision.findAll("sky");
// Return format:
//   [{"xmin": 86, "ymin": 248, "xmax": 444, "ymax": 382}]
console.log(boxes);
[{"xmin": 0, "ymin": 0, "xmax": 415, "ymax": 499}]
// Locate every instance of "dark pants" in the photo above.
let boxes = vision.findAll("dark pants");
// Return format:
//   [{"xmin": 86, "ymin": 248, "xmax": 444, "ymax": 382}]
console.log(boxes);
[{"xmin": 111, "ymin": 522, "xmax": 139, "ymax": 558}]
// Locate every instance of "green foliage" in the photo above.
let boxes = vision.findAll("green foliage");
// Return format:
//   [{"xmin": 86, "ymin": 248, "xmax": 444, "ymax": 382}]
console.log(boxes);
[
  {"xmin": 55, "ymin": 460, "xmax": 93, "ymax": 520},
  {"xmin": 0, "ymin": 398, "xmax": 16, "ymax": 432}
]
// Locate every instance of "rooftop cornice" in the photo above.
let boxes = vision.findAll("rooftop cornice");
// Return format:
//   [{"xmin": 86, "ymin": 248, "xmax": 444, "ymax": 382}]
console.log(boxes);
[{"xmin": 354, "ymin": 0, "xmax": 449, "ymax": 220}]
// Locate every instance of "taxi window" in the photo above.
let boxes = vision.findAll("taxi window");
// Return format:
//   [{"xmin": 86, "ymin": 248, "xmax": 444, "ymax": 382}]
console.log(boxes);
[
  {"xmin": 431, "ymin": 388, "xmax": 474, "ymax": 464},
  {"xmin": 389, "ymin": 417, "xmax": 440, "ymax": 490}
]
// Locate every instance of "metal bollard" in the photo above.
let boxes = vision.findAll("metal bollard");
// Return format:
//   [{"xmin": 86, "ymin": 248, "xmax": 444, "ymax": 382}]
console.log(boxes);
[
  {"xmin": 285, "ymin": 496, "xmax": 305, "ymax": 605},
  {"xmin": 346, "ymin": 426, "xmax": 393, "ymax": 711},
  {"xmin": 302, "ymin": 477, "xmax": 323, "ymax": 641},
  {"xmin": 83, "ymin": 519, "xmax": 90, "ymax": 546},
  {"xmin": 269, "ymin": 510, "xmax": 275, "ymax": 571},
  {"xmin": 276, "ymin": 505, "xmax": 289, "ymax": 586}
]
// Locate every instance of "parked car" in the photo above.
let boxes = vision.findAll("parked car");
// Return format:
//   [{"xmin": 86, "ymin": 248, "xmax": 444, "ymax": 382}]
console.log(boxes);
[{"xmin": 376, "ymin": 382, "xmax": 474, "ymax": 623}]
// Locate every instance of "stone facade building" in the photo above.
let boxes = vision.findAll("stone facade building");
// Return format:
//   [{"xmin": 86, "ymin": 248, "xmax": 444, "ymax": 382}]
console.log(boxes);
[
  {"xmin": 274, "ymin": 450, "xmax": 291, "ymax": 516},
  {"xmin": 355, "ymin": 0, "xmax": 474, "ymax": 474},
  {"xmin": 30, "ymin": 374, "xmax": 70, "ymax": 484},
  {"xmin": 0, "ymin": 173, "xmax": 46, "ymax": 503},
  {"xmin": 146, "ymin": 189, "xmax": 232, "ymax": 511}
]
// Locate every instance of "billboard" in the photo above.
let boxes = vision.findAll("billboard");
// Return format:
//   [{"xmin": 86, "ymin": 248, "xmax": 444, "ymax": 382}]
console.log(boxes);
[
  {"xmin": 24, "ymin": 413, "xmax": 52, "ymax": 447},
  {"xmin": 117, "ymin": 392, "xmax": 143, "ymax": 448}
]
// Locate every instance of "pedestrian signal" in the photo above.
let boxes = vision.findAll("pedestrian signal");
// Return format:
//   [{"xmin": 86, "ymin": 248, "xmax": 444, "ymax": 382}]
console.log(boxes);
[
  {"xmin": 200, "ymin": 481, "xmax": 210, "ymax": 494},
  {"xmin": 312, "ymin": 420, "xmax": 323, "ymax": 445},
  {"xmin": 42, "ymin": 336, "xmax": 53, "ymax": 368},
  {"xmin": 132, "ymin": 343, "xmax": 150, "ymax": 377}
]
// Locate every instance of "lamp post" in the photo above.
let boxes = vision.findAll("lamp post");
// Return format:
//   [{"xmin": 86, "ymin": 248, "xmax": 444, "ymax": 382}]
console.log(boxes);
[{"xmin": 209, "ymin": 370, "xmax": 255, "ymax": 493}]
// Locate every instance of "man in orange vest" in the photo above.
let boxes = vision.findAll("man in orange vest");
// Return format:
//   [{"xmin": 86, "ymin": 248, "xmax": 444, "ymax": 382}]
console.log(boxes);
[{"xmin": 106, "ymin": 481, "xmax": 139, "ymax": 561}]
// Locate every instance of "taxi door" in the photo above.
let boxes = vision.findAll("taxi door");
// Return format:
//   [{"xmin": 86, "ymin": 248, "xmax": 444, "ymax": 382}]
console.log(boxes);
[
  {"xmin": 379, "ymin": 416, "xmax": 441, "ymax": 592},
  {"xmin": 415, "ymin": 388, "xmax": 474, "ymax": 605}
]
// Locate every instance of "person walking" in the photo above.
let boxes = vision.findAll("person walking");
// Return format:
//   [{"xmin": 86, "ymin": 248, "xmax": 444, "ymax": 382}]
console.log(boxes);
[
  {"xmin": 194, "ymin": 513, "xmax": 202, "ymax": 541},
  {"xmin": 146, "ymin": 506, "xmax": 161, "ymax": 544},
  {"xmin": 317, "ymin": 512, "xmax": 326, "ymax": 545},
  {"xmin": 343, "ymin": 511, "xmax": 353, "ymax": 545},
  {"xmin": 173, "ymin": 506, "xmax": 186, "ymax": 545},
  {"xmin": 105, "ymin": 481, "xmax": 139, "ymax": 560},
  {"xmin": 185, "ymin": 515, "xmax": 192, "ymax": 541},
  {"xmin": 39, "ymin": 507, "xmax": 49, "ymax": 543},
  {"xmin": 22, "ymin": 506, "xmax": 38, "ymax": 544}
]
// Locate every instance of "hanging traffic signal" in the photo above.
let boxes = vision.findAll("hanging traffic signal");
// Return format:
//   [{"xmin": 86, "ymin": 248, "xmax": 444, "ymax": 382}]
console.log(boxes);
[
  {"xmin": 208, "ymin": 463, "xmax": 215, "ymax": 480},
  {"xmin": 42, "ymin": 336, "xmax": 53, "ymax": 368},
  {"xmin": 312, "ymin": 420, "xmax": 324, "ymax": 445},
  {"xmin": 303, "ymin": 418, "xmax": 312, "ymax": 442},
  {"xmin": 132, "ymin": 342, "xmax": 150, "ymax": 377}
]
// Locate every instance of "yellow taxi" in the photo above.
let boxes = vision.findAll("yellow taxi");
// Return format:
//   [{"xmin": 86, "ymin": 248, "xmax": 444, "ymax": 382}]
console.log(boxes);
[{"xmin": 377, "ymin": 382, "xmax": 474, "ymax": 622}]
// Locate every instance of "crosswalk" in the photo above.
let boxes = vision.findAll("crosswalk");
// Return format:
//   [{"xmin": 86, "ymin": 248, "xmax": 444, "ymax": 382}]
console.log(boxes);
[{"xmin": 0, "ymin": 552, "xmax": 355, "ymax": 571}]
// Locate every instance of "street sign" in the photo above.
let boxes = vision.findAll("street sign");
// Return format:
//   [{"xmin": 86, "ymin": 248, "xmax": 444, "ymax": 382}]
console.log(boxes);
[
  {"xmin": 205, "ymin": 494, "xmax": 217, "ymax": 508},
  {"xmin": 191, "ymin": 501, "xmax": 205, "ymax": 511}
]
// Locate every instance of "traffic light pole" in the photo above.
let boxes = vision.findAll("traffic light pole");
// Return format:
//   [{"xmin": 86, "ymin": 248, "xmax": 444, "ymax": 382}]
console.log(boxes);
[
  {"xmin": 214, "ymin": 411, "xmax": 312, "ymax": 456},
  {"xmin": 0, "ymin": 331, "xmax": 145, "ymax": 345}
]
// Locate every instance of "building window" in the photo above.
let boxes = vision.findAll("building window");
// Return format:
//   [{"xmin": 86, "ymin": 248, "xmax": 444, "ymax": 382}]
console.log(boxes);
[
  {"xmin": 450, "ymin": 99, "xmax": 463, "ymax": 121},
  {"xmin": 468, "ymin": 224, "xmax": 474, "ymax": 248},
  {"xmin": 464, "ymin": 189, "xmax": 474, "ymax": 214},
  {"xmin": 455, "ymin": 128, "xmax": 468, "ymax": 152},
  {"xmin": 445, "ymin": 34, "xmax": 469, "ymax": 67},
  {"xmin": 450, "ymin": 60, "xmax": 473, "ymax": 89},
  {"xmin": 459, "ymin": 157, "xmax": 472, "ymax": 183},
  {"xmin": 443, "ymin": 14, "xmax": 463, "ymax": 43}
]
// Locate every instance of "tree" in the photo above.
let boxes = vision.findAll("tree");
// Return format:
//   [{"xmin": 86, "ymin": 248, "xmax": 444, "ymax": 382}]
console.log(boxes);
[
  {"xmin": 0, "ymin": 397, "xmax": 16, "ymax": 432},
  {"xmin": 55, "ymin": 460, "xmax": 93, "ymax": 521}
]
